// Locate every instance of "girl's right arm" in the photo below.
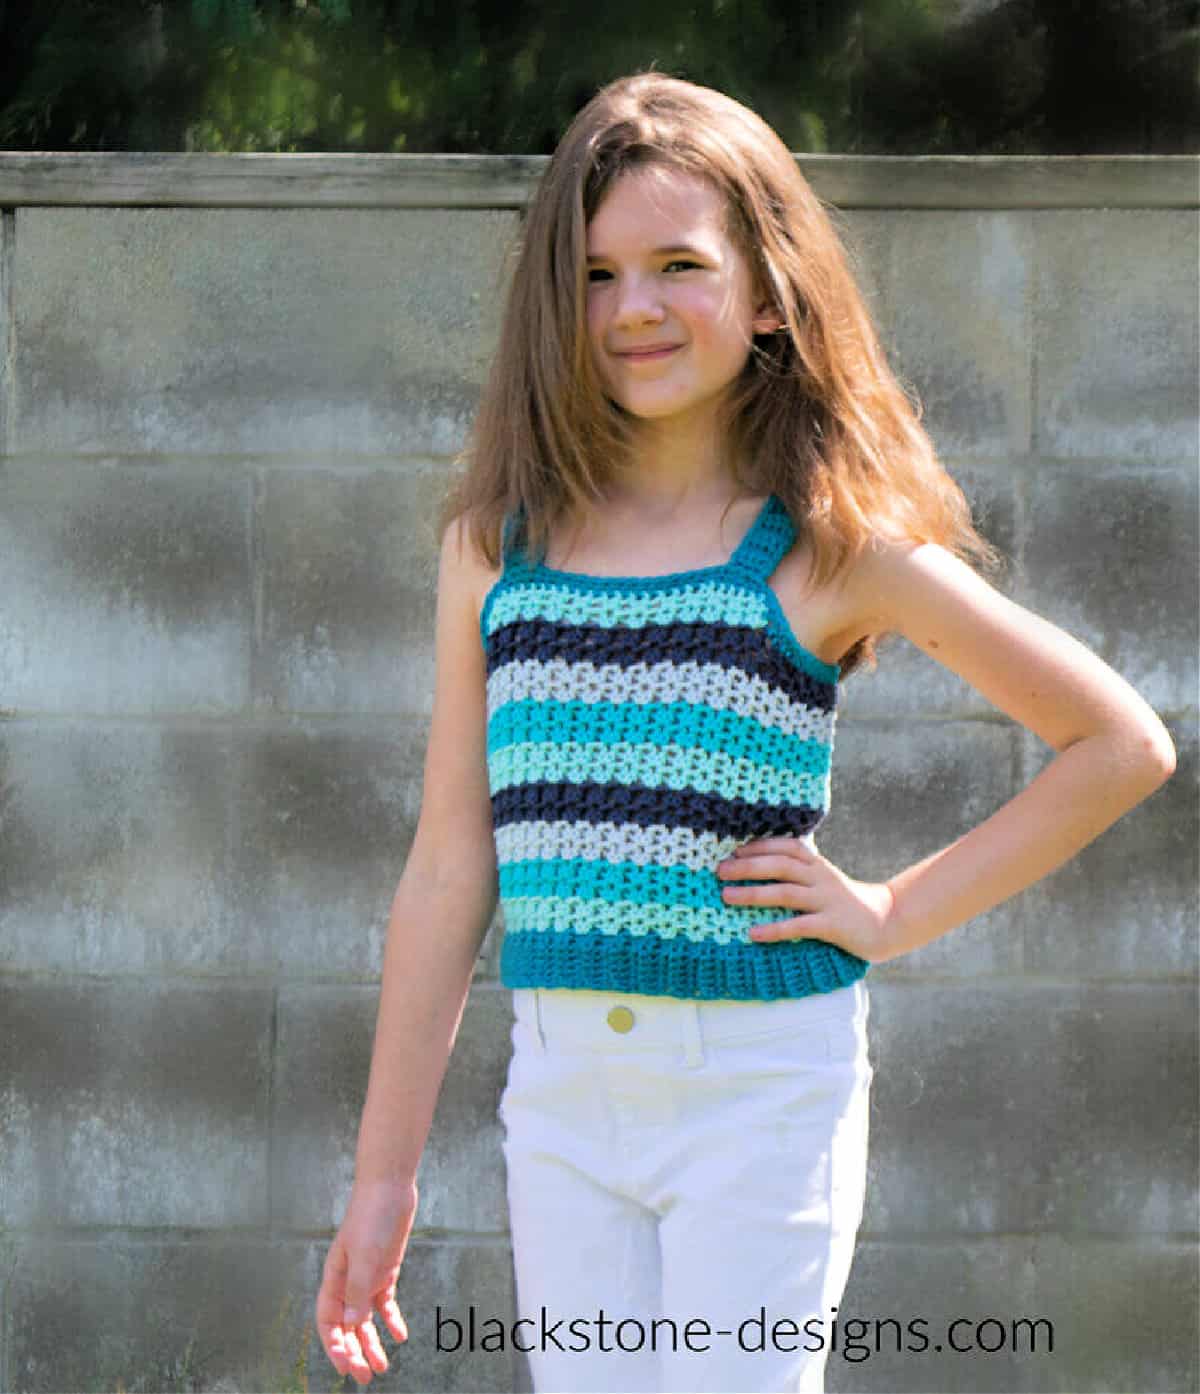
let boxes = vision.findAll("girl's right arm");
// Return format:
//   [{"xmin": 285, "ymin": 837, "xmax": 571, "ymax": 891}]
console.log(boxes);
[{"xmin": 315, "ymin": 513, "xmax": 500, "ymax": 1385}]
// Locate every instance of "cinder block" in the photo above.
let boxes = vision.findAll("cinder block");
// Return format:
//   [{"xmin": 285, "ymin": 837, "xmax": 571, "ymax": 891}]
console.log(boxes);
[
  {"xmin": 4, "ymin": 1238, "xmax": 314, "ymax": 1394},
  {"xmin": 259, "ymin": 464, "xmax": 443, "ymax": 716},
  {"xmin": 839, "ymin": 1236, "xmax": 1198, "ymax": 1393},
  {"xmin": 12, "ymin": 206, "xmax": 515, "ymax": 456},
  {"xmin": 417, "ymin": 985, "xmax": 515, "ymax": 1234},
  {"xmin": 1034, "ymin": 208, "xmax": 1198, "ymax": 462},
  {"xmin": 227, "ymin": 719, "xmax": 437, "ymax": 978},
  {"xmin": 1019, "ymin": 459, "xmax": 1198, "ymax": 712},
  {"xmin": 864, "ymin": 980, "xmax": 1198, "ymax": 1237},
  {"xmin": 877, "ymin": 210, "xmax": 1033, "ymax": 457},
  {"xmin": 1020, "ymin": 715, "xmax": 1197, "ymax": 977},
  {"xmin": 0, "ymin": 461, "xmax": 251, "ymax": 714},
  {"xmin": 4, "ymin": 1234, "xmax": 520, "ymax": 1394},
  {"xmin": 837, "ymin": 458, "xmax": 1019, "ymax": 720},
  {"xmin": 836, "ymin": 209, "xmax": 892, "ymax": 328},
  {"xmin": 0, "ymin": 722, "xmax": 244, "ymax": 975},
  {"xmin": 0, "ymin": 978, "xmax": 270, "ymax": 1228},
  {"xmin": 819, "ymin": 719, "xmax": 1022, "ymax": 977},
  {"xmin": 273, "ymin": 982, "xmax": 512, "ymax": 1235},
  {"xmin": 0, "ymin": 717, "xmax": 498, "ymax": 981}
]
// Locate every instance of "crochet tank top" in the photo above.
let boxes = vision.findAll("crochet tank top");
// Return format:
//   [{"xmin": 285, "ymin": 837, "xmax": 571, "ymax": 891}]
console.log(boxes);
[{"xmin": 478, "ymin": 493, "xmax": 870, "ymax": 1001}]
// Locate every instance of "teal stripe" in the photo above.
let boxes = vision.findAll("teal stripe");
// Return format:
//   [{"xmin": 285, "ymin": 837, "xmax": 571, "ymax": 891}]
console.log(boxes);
[
  {"xmin": 498, "ymin": 922, "xmax": 869, "ymax": 1001},
  {"xmin": 486, "ymin": 698, "xmax": 832, "ymax": 775}
]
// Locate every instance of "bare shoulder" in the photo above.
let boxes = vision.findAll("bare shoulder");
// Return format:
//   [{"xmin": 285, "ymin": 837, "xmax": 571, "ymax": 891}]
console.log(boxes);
[
  {"xmin": 407, "ymin": 510, "xmax": 503, "ymax": 892},
  {"xmin": 835, "ymin": 532, "xmax": 1022, "ymax": 659},
  {"xmin": 836, "ymin": 532, "xmax": 931, "ymax": 634},
  {"xmin": 840, "ymin": 533, "xmax": 1010, "ymax": 646},
  {"xmin": 441, "ymin": 510, "xmax": 505, "ymax": 626}
]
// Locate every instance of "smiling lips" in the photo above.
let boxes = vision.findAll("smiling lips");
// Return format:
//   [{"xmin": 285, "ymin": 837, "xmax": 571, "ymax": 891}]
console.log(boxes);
[{"xmin": 617, "ymin": 344, "xmax": 682, "ymax": 360}]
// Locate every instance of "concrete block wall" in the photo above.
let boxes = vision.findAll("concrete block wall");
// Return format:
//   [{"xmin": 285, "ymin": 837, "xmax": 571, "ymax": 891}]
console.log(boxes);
[{"xmin": 0, "ymin": 155, "xmax": 1195, "ymax": 1393}]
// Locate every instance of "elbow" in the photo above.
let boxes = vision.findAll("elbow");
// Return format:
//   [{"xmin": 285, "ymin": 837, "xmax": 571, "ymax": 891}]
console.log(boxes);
[
  {"xmin": 1074, "ymin": 721, "xmax": 1178, "ymax": 793},
  {"xmin": 1150, "ymin": 732, "xmax": 1177, "ymax": 782},
  {"xmin": 1129, "ymin": 724, "xmax": 1177, "ymax": 791},
  {"xmin": 1141, "ymin": 711, "xmax": 1178, "ymax": 781}
]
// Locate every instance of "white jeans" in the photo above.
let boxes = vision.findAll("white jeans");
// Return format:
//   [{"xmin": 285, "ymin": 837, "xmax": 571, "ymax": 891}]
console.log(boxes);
[{"xmin": 498, "ymin": 978, "xmax": 873, "ymax": 1394}]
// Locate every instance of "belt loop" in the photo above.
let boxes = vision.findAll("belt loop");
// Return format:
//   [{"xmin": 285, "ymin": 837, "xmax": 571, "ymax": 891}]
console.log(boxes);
[
  {"xmin": 680, "ymin": 1000, "xmax": 705, "ymax": 1069},
  {"xmin": 530, "ymin": 988, "xmax": 549, "ymax": 1052}
]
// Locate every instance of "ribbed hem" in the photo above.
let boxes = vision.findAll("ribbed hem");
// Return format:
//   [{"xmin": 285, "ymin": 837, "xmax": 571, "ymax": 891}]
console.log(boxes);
[{"xmin": 499, "ymin": 926, "xmax": 869, "ymax": 1002}]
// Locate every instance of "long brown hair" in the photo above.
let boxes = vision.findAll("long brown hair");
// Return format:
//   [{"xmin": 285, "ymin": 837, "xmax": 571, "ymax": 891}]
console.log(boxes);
[{"xmin": 438, "ymin": 68, "xmax": 1006, "ymax": 676}]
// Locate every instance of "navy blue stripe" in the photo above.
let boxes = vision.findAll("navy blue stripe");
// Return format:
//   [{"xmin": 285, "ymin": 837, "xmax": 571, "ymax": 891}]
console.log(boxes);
[
  {"xmin": 486, "ymin": 616, "xmax": 836, "ymax": 714},
  {"xmin": 491, "ymin": 779, "xmax": 826, "ymax": 841}
]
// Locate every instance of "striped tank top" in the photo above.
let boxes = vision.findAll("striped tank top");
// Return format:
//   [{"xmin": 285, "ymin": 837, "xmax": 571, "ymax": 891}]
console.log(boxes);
[{"xmin": 478, "ymin": 492, "xmax": 870, "ymax": 1001}]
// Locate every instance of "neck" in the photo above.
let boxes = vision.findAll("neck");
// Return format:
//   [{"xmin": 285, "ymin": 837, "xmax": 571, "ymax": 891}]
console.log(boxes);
[{"xmin": 607, "ymin": 416, "xmax": 744, "ymax": 516}]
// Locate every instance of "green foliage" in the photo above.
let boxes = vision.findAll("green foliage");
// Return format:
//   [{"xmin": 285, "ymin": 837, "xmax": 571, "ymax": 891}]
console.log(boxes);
[{"xmin": 0, "ymin": 0, "xmax": 1194, "ymax": 154}]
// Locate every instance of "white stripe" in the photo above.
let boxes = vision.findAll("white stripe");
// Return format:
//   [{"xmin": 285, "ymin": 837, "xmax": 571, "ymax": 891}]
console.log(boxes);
[
  {"xmin": 487, "ymin": 657, "xmax": 834, "ymax": 743},
  {"xmin": 495, "ymin": 819, "xmax": 818, "ymax": 871}
]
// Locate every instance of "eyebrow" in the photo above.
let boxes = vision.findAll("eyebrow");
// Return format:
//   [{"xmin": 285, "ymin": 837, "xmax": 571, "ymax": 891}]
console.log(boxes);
[{"xmin": 585, "ymin": 243, "xmax": 710, "ymax": 261}]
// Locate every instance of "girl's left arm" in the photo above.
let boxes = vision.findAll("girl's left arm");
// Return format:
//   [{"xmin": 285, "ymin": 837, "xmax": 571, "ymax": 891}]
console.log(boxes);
[{"xmin": 853, "ymin": 539, "xmax": 1176, "ymax": 962}]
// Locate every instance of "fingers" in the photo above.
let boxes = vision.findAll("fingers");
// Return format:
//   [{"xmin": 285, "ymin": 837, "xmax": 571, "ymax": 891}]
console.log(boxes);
[
  {"xmin": 356, "ymin": 1315, "xmax": 392, "ymax": 1375},
  {"xmin": 320, "ymin": 1318, "xmax": 372, "ymax": 1384},
  {"xmin": 379, "ymin": 1292, "xmax": 410, "ymax": 1342},
  {"xmin": 722, "ymin": 849, "xmax": 814, "ymax": 877},
  {"xmin": 748, "ymin": 917, "xmax": 822, "ymax": 942},
  {"xmin": 319, "ymin": 1309, "xmax": 394, "ymax": 1385},
  {"xmin": 719, "ymin": 849, "xmax": 821, "ymax": 942},
  {"xmin": 733, "ymin": 838, "xmax": 815, "ymax": 860},
  {"xmin": 316, "ymin": 1247, "xmax": 400, "ymax": 1385},
  {"xmin": 720, "ymin": 854, "xmax": 815, "ymax": 904}
]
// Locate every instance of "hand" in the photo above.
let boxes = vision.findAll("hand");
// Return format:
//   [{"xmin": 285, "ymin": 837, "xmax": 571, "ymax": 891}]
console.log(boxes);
[
  {"xmin": 717, "ymin": 837, "xmax": 898, "ymax": 963},
  {"xmin": 316, "ymin": 1177, "xmax": 418, "ymax": 1385}
]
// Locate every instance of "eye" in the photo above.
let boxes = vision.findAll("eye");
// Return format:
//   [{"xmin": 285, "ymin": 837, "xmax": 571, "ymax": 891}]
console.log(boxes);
[{"xmin": 585, "ymin": 260, "xmax": 701, "ymax": 282}]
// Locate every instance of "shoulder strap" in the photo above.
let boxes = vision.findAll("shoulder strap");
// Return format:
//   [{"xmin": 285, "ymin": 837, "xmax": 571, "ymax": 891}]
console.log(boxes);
[
  {"xmin": 729, "ymin": 494, "xmax": 795, "ymax": 581},
  {"xmin": 499, "ymin": 505, "xmax": 527, "ymax": 574}
]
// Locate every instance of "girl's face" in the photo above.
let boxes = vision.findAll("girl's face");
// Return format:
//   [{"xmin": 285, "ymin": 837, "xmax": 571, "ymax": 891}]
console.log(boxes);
[{"xmin": 584, "ymin": 165, "xmax": 778, "ymax": 429}]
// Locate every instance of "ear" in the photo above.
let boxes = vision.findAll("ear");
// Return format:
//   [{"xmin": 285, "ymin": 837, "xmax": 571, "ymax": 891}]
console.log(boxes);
[{"xmin": 753, "ymin": 306, "xmax": 784, "ymax": 335}]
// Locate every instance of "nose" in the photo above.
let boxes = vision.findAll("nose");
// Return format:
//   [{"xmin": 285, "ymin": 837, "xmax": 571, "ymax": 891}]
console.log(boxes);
[{"xmin": 610, "ymin": 273, "xmax": 666, "ymax": 327}]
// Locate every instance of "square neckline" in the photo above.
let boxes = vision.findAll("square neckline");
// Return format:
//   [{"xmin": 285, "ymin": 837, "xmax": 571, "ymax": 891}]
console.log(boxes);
[
  {"xmin": 493, "ymin": 491, "xmax": 843, "ymax": 683},
  {"xmin": 530, "ymin": 492, "xmax": 779, "ymax": 586}
]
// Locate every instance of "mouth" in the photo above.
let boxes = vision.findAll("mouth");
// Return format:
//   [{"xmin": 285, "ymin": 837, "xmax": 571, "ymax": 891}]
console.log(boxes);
[{"xmin": 616, "ymin": 345, "xmax": 682, "ymax": 361}]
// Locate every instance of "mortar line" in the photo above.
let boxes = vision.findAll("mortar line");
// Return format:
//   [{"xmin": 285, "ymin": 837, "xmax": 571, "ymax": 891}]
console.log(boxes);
[
  {"xmin": 1012, "ymin": 344, "xmax": 1032, "ymax": 975},
  {"xmin": 249, "ymin": 467, "xmax": 266, "ymax": 716},
  {"xmin": 0, "ymin": 1231, "xmax": 13, "ymax": 1394},
  {"xmin": 266, "ymin": 982, "xmax": 279, "ymax": 1242}
]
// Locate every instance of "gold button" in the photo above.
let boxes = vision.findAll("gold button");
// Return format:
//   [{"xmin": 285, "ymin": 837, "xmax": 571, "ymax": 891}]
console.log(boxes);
[{"xmin": 606, "ymin": 1005, "xmax": 635, "ymax": 1033}]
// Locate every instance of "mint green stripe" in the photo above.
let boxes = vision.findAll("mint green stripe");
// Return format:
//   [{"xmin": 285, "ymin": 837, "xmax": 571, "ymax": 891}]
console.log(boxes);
[
  {"xmin": 485, "ymin": 580, "xmax": 768, "ymax": 635},
  {"xmin": 496, "ymin": 887, "xmax": 798, "ymax": 946},
  {"xmin": 488, "ymin": 739, "xmax": 828, "ymax": 808}
]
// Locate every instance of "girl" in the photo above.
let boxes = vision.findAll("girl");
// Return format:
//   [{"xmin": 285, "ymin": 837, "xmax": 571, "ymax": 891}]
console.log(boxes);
[{"xmin": 315, "ymin": 71, "xmax": 1176, "ymax": 1393}]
